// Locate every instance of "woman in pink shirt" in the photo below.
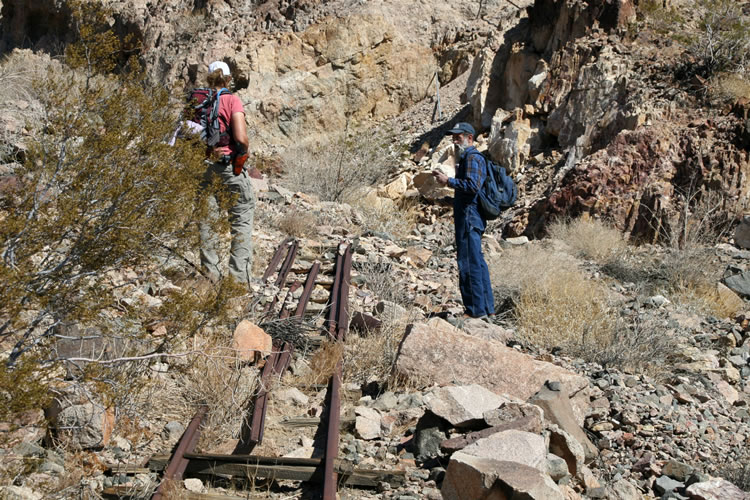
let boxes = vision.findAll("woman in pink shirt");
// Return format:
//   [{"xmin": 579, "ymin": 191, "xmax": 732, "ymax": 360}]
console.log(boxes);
[{"xmin": 199, "ymin": 61, "xmax": 256, "ymax": 285}]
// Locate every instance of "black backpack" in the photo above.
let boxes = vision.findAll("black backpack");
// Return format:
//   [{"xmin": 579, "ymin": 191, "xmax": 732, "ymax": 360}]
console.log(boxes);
[
  {"xmin": 471, "ymin": 151, "xmax": 518, "ymax": 220},
  {"xmin": 187, "ymin": 87, "xmax": 232, "ymax": 147}
]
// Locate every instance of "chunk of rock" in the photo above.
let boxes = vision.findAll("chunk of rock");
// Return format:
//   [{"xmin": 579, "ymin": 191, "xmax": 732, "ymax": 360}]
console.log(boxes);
[
  {"xmin": 653, "ymin": 475, "xmax": 684, "ymax": 496},
  {"xmin": 425, "ymin": 384, "xmax": 508, "ymax": 428},
  {"xmin": 183, "ymin": 478, "xmax": 204, "ymax": 493},
  {"xmin": 528, "ymin": 381, "xmax": 598, "ymax": 462},
  {"xmin": 735, "ymin": 215, "xmax": 750, "ymax": 249},
  {"xmin": 355, "ymin": 406, "xmax": 382, "ymax": 440},
  {"xmin": 49, "ymin": 402, "xmax": 114, "ymax": 450},
  {"xmin": 606, "ymin": 479, "xmax": 641, "ymax": 500},
  {"xmin": 442, "ymin": 454, "xmax": 564, "ymax": 500},
  {"xmin": 546, "ymin": 453, "xmax": 570, "ymax": 482},
  {"xmin": 375, "ymin": 300, "xmax": 409, "ymax": 323},
  {"xmin": 548, "ymin": 424, "xmax": 585, "ymax": 477},
  {"xmin": 461, "ymin": 318, "xmax": 514, "ymax": 343},
  {"xmin": 483, "ymin": 401, "xmax": 544, "ymax": 431},
  {"xmin": 461, "ymin": 429, "xmax": 547, "ymax": 470},
  {"xmin": 0, "ymin": 486, "xmax": 43, "ymax": 500},
  {"xmin": 662, "ymin": 459, "xmax": 694, "ymax": 482},
  {"xmin": 414, "ymin": 412, "xmax": 450, "ymax": 461},
  {"xmin": 232, "ymin": 320, "xmax": 272, "ymax": 362},
  {"xmin": 274, "ymin": 387, "xmax": 309, "ymax": 406},
  {"xmin": 394, "ymin": 319, "xmax": 589, "ymax": 421},
  {"xmin": 685, "ymin": 478, "xmax": 749, "ymax": 500}
]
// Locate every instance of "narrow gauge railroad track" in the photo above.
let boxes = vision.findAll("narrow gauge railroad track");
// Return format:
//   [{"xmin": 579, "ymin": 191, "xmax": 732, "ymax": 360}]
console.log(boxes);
[{"xmin": 104, "ymin": 238, "xmax": 405, "ymax": 499}]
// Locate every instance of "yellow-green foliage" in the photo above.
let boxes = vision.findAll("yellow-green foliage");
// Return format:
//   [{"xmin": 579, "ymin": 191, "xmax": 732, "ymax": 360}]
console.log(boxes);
[
  {"xmin": 0, "ymin": 354, "xmax": 51, "ymax": 420},
  {"xmin": 0, "ymin": 2, "xmax": 213, "ymax": 404},
  {"xmin": 547, "ymin": 217, "xmax": 627, "ymax": 263}
]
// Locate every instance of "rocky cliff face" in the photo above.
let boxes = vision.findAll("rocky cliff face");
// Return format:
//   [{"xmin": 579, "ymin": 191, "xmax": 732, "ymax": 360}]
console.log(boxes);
[
  {"xmin": 459, "ymin": 0, "xmax": 749, "ymax": 241},
  {"xmin": 2, "ymin": 0, "xmax": 748, "ymax": 240},
  {"xmin": 1, "ymin": 0, "xmax": 530, "ymax": 146}
]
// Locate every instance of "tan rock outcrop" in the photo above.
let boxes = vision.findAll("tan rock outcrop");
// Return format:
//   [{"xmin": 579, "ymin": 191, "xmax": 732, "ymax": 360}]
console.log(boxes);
[{"xmin": 394, "ymin": 318, "xmax": 590, "ymax": 422}]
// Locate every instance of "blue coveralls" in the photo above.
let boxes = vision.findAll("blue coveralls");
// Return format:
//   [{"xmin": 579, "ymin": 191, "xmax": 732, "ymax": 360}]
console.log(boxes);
[{"xmin": 447, "ymin": 147, "xmax": 495, "ymax": 317}]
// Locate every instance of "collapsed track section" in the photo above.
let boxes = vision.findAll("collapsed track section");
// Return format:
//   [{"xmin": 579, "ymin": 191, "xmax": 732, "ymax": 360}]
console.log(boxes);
[{"xmin": 104, "ymin": 238, "xmax": 404, "ymax": 499}]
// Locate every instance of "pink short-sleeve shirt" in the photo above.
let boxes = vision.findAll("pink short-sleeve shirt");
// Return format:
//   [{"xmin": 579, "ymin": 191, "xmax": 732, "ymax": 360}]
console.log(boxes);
[{"xmin": 215, "ymin": 92, "xmax": 245, "ymax": 156}]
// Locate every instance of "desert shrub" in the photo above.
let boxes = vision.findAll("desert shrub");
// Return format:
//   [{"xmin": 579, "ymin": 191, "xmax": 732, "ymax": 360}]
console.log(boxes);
[
  {"xmin": 281, "ymin": 130, "xmax": 397, "ymax": 202},
  {"xmin": 343, "ymin": 256, "xmax": 418, "ymax": 383},
  {"xmin": 344, "ymin": 322, "xmax": 405, "ymax": 384},
  {"xmin": 547, "ymin": 217, "xmax": 627, "ymax": 264},
  {"xmin": 515, "ymin": 267, "xmax": 618, "ymax": 357},
  {"xmin": 277, "ymin": 209, "xmax": 317, "ymax": 238},
  {"xmin": 490, "ymin": 243, "xmax": 677, "ymax": 371},
  {"xmin": 712, "ymin": 72, "xmax": 750, "ymax": 103},
  {"xmin": 640, "ymin": 0, "xmax": 750, "ymax": 79},
  {"xmin": 0, "ymin": 4, "xmax": 246, "ymax": 418},
  {"xmin": 354, "ymin": 257, "xmax": 411, "ymax": 306},
  {"xmin": 595, "ymin": 314, "xmax": 679, "ymax": 377},
  {"xmin": 349, "ymin": 198, "xmax": 418, "ymax": 241},
  {"xmin": 171, "ymin": 333, "xmax": 259, "ymax": 449}
]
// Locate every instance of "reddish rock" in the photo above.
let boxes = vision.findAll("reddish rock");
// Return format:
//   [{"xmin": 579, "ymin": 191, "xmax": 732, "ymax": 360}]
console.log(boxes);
[
  {"xmin": 394, "ymin": 318, "xmax": 590, "ymax": 422},
  {"xmin": 685, "ymin": 478, "xmax": 749, "ymax": 500},
  {"xmin": 232, "ymin": 320, "xmax": 273, "ymax": 363}
]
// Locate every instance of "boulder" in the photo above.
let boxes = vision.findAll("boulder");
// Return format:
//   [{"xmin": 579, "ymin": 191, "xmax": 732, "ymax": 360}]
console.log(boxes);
[
  {"xmin": 735, "ymin": 215, "xmax": 750, "ymax": 249},
  {"xmin": 460, "ymin": 430, "xmax": 547, "ymax": 471},
  {"xmin": 395, "ymin": 318, "xmax": 590, "ymax": 422},
  {"xmin": 547, "ymin": 424, "xmax": 585, "ymax": 477},
  {"xmin": 231, "ymin": 320, "xmax": 273, "ymax": 363},
  {"xmin": 425, "ymin": 384, "xmax": 509, "ymax": 428},
  {"xmin": 685, "ymin": 478, "xmax": 749, "ymax": 500},
  {"xmin": 354, "ymin": 407, "xmax": 382, "ymax": 440},
  {"xmin": 52, "ymin": 403, "xmax": 115, "ymax": 450},
  {"xmin": 442, "ymin": 455, "xmax": 564, "ymax": 500},
  {"xmin": 528, "ymin": 381, "xmax": 598, "ymax": 462}
]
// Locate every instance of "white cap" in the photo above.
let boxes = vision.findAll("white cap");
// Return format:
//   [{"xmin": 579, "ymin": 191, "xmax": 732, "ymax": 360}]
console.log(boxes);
[{"xmin": 208, "ymin": 61, "xmax": 230, "ymax": 77}]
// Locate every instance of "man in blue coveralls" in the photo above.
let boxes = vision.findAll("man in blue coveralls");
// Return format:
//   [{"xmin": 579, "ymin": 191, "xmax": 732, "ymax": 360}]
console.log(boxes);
[{"xmin": 432, "ymin": 122, "xmax": 495, "ymax": 319}]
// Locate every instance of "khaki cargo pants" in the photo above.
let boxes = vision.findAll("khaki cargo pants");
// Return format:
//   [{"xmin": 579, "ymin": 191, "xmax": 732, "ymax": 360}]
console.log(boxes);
[{"xmin": 200, "ymin": 161, "xmax": 256, "ymax": 284}]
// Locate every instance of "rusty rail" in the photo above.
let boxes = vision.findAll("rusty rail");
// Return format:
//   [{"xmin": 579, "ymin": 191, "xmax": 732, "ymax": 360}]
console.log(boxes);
[
  {"xmin": 152, "ymin": 406, "xmax": 207, "ymax": 500},
  {"xmin": 152, "ymin": 239, "xmax": 355, "ymax": 498},
  {"xmin": 263, "ymin": 239, "xmax": 299, "ymax": 315},
  {"xmin": 322, "ymin": 242, "xmax": 353, "ymax": 500},
  {"xmin": 294, "ymin": 261, "xmax": 320, "ymax": 317},
  {"xmin": 261, "ymin": 237, "xmax": 293, "ymax": 282},
  {"xmin": 235, "ymin": 245, "xmax": 318, "ymax": 454}
]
